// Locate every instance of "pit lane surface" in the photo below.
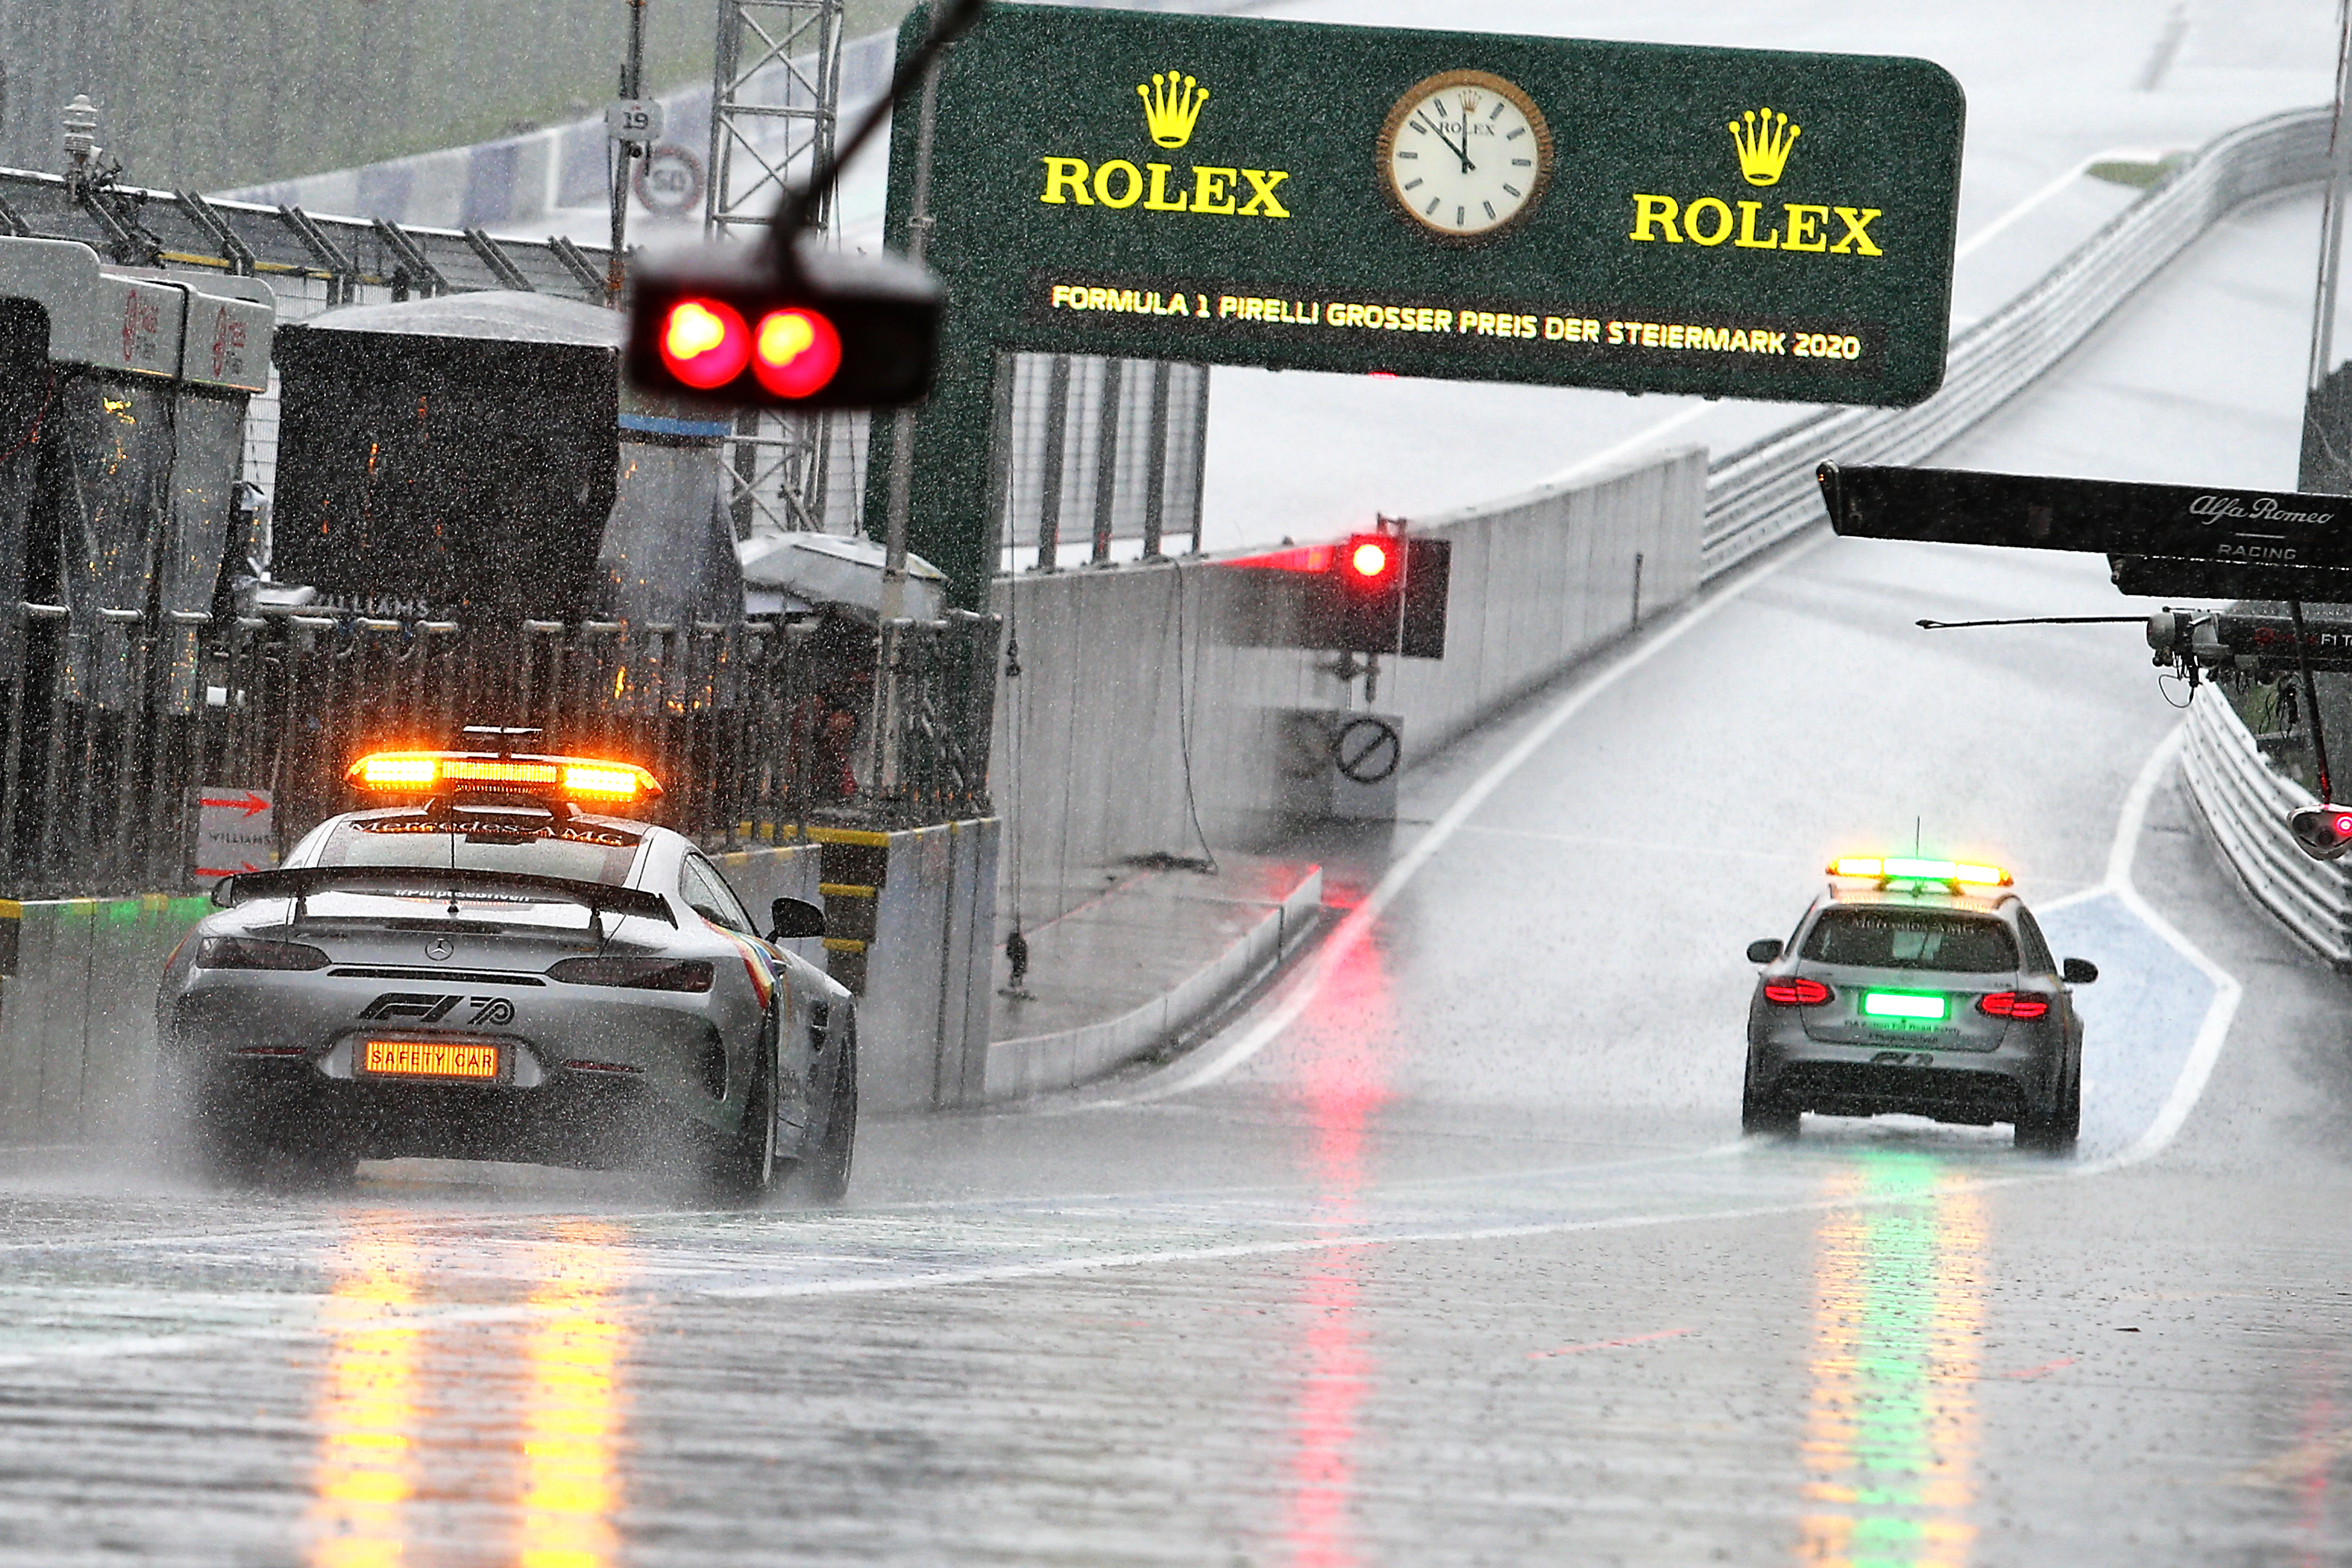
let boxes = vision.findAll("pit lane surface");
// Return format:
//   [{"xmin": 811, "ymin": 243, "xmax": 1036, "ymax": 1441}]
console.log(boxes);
[{"xmin": 6, "ymin": 159, "xmax": 2352, "ymax": 1568}]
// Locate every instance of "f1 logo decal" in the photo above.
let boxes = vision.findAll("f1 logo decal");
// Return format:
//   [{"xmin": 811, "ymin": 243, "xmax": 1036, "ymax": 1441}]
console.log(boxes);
[
  {"xmin": 358, "ymin": 993, "xmax": 516, "ymax": 1026},
  {"xmin": 359, "ymin": 993, "xmax": 461, "ymax": 1022}
]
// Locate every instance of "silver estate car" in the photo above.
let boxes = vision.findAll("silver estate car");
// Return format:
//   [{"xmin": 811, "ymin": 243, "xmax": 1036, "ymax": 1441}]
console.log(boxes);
[
  {"xmin": 155, "ymin": 746, "xmax": 856, "ymax": 1202},
  {"xmin": 1741, "ymin": 855, "xmax": 2094, "ymax": 1153}
]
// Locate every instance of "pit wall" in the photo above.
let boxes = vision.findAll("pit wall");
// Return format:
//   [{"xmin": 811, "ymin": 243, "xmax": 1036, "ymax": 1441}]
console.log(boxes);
[
  {"xmin": 989, "ymin": 446, "xmax": 1706, "ymax": 929},
  {"xmin": 0, "ymin": 822, "xmax": 993, "ymax": 1151}
]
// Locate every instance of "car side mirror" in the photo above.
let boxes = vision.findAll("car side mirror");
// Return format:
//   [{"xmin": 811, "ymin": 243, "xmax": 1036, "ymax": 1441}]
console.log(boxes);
[
  {"xmin": 2062, "ymin": 957, "xmax": 2097, "ymax": 985},
  {"xmin": 769, "ymin": 896, "xmax": 826, "ymax": 941},
  {"xmin": 210, "ymin": 876, "xmax": 236, "ymax": 908},
  {"xmin": 1746, "ymin": 938, "xmax": 1784, "ymax": 964}
]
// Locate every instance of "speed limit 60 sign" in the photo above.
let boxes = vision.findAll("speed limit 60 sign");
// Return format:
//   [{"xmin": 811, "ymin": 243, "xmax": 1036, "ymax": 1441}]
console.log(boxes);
[{"xmin": 633, "ymin": 144, "xmax": 706, "ymax": 216}]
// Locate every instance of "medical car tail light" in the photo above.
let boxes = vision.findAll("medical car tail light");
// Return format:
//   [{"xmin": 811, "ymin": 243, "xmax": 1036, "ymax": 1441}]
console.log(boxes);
[
  {"xmin": 547, "ymin": 956, "xmax": 715, "ymax": 992},
  {"xmin": 1764, "ymin": 976, "xmax": 1833, "ymax": 1006},
  {"xmin": 1977, "ymin": 991, "xmax": 2050, "ymax": 1020}
]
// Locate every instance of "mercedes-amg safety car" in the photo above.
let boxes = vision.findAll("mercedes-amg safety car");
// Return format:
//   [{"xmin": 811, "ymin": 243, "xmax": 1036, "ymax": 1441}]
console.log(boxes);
[
  {"xmin": 1741, "ymin": 854, "xmax": 2094, "ymax": 1153},
  {"xmin": 155, "ymin": 742, "xmax": 856, "ymax": 1202}
]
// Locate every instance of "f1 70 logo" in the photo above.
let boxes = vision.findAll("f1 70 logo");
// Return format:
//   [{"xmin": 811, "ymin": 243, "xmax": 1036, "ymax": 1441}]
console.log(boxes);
[{"xmin": 357, "ymin": 993, "xmax": 515, "ymax": 1026}]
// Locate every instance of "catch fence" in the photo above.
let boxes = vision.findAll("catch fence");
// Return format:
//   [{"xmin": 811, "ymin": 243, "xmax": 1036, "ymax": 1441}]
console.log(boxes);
[{"xmin": 0, "ymin": 605, "xmax": 997, "ymax": 901}]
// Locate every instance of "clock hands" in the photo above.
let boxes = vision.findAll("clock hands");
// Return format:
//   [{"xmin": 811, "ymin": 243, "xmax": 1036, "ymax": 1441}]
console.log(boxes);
[{"xmin": 1415, "ymin": 106, "xmax": 1475, "ymax": 175}]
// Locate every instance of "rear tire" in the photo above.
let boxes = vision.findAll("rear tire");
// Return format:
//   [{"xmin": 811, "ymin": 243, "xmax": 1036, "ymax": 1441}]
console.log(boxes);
[
  {"xmin": 1742, "ymin": 1063, "xmax": 1799, "ymax": 1140},
  {"xmin": 163, "ymin": 1063, "xmax": 351, "ymax": 1189},
  {"xmin": 701, "ymin": 1014, "xmax": 779, "ymax": 1207},
  {"xmin": 783, "ymin": 1017, "xmax": 857, "ymax": 1205},
  {"xmin": 2016, "ymin": 1060, "xmax": 2082, "ymax": 1156}
]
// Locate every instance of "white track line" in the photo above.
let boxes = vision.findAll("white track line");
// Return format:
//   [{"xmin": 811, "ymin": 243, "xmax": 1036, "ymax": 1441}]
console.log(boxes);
[{"xmin": 2101, "ymin": 725, "xmax": 2244, "ymax": 1166}]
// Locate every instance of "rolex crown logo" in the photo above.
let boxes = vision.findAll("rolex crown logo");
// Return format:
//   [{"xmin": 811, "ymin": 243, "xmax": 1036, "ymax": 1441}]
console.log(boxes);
[
  {"xmin": 1727, "ymin": 106, "xmax": 1801, "ymax": 187},
  {"xmin": 1137, "ymin": 70, "xmax": 1209, "ymax": 149}
]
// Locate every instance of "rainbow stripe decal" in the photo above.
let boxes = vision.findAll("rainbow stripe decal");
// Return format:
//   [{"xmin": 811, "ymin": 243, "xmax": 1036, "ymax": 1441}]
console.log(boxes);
[{"xmin": 708, "ymin": 923, "xmax": 778, "ymax": 1009}]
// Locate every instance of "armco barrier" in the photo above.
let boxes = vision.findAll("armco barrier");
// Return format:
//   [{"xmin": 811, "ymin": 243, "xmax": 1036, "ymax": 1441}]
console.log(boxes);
[
  {"xmin": 1702, "ymin": 106, "xmax": 2335, "ymax": 578},
  {"xmin": 2180, "ymin": 695, "xmax": 2352, "ymax": 968}
]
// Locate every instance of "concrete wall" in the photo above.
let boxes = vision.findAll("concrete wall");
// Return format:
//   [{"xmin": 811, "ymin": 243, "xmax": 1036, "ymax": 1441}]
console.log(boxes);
[
  {"xmin": 988, "ymin": 446, "xmax": 1706, "ymax": 928},
  {"xmin": 0, "ymin": 895, "xmax": 210, "ymax": 1149},
  {"xmin": 852, "ymin": 819, "xmax": 1000, "ymax": 1113}
]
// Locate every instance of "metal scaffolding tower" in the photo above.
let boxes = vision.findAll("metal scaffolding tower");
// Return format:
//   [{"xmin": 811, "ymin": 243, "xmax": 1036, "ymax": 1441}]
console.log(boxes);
[{"xmin": 706, "ymin": 0, "xmax": 845, "ymax": 535}]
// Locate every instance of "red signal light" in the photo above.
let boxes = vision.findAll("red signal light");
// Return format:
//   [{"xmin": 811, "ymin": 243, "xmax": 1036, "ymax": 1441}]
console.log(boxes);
[
  {"xmin": 752, "ymin": 307, "xmax": 844, "ymax": 398},
  {"xmin": 1763, "ymin": 976, "xmax": 1833, "ymax": 1006},
  {"xmin": 658, "ymin": 298, "xmax": 752, "ymax": 390},
  {"xmin": 1977, "ymin": 991, "xmax": 2050, "ymax": 1020},
  {"xmin": 1350, "ymin": 540, "xmax": 1391, "ymax": 579}
]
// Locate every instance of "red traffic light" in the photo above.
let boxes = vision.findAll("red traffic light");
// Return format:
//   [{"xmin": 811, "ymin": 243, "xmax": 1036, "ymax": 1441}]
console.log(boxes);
[
  {"xmin": 1344, "ymin": 534, "xmax": 1401, "ymax": 588},
  {"xmin": 753, "ymin": 307, "xmax": 843, "ymax": 398},
  {"xmin": 657, "ymin": 298, "xmax": 753, "ymax": 390},
  {"xmin": 625, "ymin": 241, "xmax": 943, "ymax": 411}
]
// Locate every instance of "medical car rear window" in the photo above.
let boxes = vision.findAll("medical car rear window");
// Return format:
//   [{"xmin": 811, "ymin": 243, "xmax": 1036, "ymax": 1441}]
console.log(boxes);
[
  {"xmin": 1799, "ymin": 909, "xmax": 2018, "ymax": 973},
  {"xmin": 318, "ymin": 812, "xmax": 642, "ymax": 887}
]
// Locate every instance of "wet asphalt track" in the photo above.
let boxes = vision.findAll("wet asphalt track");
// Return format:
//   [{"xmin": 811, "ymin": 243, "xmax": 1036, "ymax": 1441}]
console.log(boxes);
[{"xmin": 6, "ymin": 181, "xmax": 2352, "ymax": 1568}]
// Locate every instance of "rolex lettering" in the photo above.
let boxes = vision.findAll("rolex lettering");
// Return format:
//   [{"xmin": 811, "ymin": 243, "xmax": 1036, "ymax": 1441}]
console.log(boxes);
[{"xmin": 1038, "ymin": 69, "xmax": 1294, "ymax": 219}]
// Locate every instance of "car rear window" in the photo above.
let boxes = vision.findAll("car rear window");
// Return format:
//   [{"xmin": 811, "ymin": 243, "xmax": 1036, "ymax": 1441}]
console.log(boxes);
[
  {"xmin": 1800, "ymin": 909, "xmax": 2018, "ymax": 974},
  {"xmin": 317, "ymin": 811, "xmax": 642, "ymax": 887}
]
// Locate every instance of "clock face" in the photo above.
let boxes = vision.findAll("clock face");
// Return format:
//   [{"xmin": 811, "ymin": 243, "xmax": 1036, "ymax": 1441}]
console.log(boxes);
[{"xmin": 1378, "ymin": 70, "xmax": 1554, "ymax": 241}]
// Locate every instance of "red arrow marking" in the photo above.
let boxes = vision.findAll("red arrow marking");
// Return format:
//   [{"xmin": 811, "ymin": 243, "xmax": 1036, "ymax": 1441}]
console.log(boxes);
[{"xmin": 198, "ymin": 791, "xmax": 270, "ymax": 817}]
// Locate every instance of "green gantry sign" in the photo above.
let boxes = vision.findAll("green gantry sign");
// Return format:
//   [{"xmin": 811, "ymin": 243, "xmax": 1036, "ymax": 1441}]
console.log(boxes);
[{"xmin": 872, "ymin": 3, "xmax": 1965, "ymax": 603}]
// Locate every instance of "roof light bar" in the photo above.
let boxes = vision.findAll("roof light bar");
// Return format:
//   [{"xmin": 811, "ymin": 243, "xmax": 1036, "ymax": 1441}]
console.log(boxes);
[
  {"xmin": 347, "ymin": 751, "xmax": 663, "ymax": 802},
  {"xmin": 1826, "ymin": 854, "xmax": 2011, "ymax": 887}
]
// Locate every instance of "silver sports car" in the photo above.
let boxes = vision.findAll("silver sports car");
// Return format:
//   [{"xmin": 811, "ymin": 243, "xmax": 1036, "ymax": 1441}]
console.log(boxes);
[
  {"xmin": 155, "ymin": 744, "xmax": 857, "ymax": 1202},
  {"xmin": 1741, "ymin": 854, "xmax": 2094, "ymax": 1154}
]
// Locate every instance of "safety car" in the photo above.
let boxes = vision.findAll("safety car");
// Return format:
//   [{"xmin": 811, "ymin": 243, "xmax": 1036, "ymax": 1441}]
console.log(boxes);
[
  {"xmin": 155, "ymin": 741, "xmax": 856, "ymax": 1202},
  {"xmin": 1741, "ymin": 854, "xmax": 2094, "ymax": 1153}
]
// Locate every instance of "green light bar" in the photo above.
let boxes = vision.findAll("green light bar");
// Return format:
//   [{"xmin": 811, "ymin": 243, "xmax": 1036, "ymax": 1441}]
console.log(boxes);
[{"xmin": 1862, "ymin": 992, "xmax": 1948, "ymax": 1021}]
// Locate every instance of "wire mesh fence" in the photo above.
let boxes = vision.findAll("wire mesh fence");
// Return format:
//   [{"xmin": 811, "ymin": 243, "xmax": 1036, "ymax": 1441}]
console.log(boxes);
[{"xmin": 0, "ymin": 603, "xmax": 998, "ymax": 901}]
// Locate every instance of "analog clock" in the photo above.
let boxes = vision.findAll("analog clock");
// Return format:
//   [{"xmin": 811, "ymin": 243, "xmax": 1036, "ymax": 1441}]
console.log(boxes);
[{"xmin": 1378, "ymin": 70, "xmax": 1554, "ymax": 241}]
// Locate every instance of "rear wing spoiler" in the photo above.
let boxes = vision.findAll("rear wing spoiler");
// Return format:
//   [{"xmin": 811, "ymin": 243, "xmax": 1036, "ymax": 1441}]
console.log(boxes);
[{"xmin": 216, "ymin": 866, "xmax": 676, "ymax": 927}]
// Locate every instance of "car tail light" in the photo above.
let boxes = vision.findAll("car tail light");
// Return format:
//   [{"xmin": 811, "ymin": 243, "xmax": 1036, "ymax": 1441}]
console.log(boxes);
[
  {"xmin": 1977, "ymin": 991, "xmax": 2050, "ymax": 1020},
  {"xmin": 194, "ymin": 936, "xmax": 330, "ymax": 971},
  {"xmin": 546, "ymin": 956, "xmax": 714, "ymax": 992},
  {"xmin": 1764, "ymin": 976, "xmax": 1833, "ymax": 1006}
]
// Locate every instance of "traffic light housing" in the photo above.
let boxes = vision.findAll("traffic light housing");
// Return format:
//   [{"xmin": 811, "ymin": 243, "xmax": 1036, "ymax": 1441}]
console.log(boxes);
[
  {"xmin": 1324, "ymin": 533, "xmax": 1450, "ymax": 657},
  {"xmin": 2289, "ymin": 804, "xmax": 2352, "ymax": 861},
  {"xmin": 625, "ymin": 239, "xmax": 943, "ymax": 410}
]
